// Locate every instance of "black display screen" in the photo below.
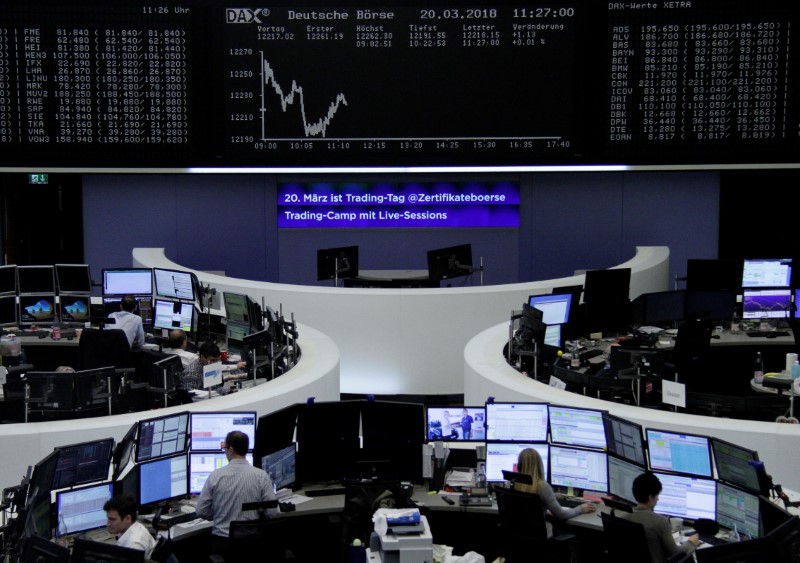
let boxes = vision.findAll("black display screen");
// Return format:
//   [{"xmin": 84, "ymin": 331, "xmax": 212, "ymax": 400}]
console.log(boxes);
[{"xmin": 0, "ymin": 0, "xmax": 798, "ymax": 169}]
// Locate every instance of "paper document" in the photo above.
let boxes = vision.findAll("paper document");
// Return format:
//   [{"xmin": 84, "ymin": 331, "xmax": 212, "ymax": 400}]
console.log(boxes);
[{"xmin": 445, "ymin": 469, "xmax": 475, "ymax": 487}]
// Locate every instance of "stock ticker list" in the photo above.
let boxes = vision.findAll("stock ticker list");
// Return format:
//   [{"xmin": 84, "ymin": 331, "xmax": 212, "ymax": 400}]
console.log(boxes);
[
  {"xmin": 606, "ymin": 3, "xmax": 799, "ymax": 156},
  {"xmin": 0, "ymin": 5, "xmax": 192, "ymax": 163},
  {"xmin": 222, "ymin": 5, "xmax": 580, "ymax": 164}
]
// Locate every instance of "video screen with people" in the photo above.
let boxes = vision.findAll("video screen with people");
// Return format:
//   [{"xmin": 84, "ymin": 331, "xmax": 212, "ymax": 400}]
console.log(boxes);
[{"xmin": 426, "ymin": 406, "xmax": 485, "ymax": 442}]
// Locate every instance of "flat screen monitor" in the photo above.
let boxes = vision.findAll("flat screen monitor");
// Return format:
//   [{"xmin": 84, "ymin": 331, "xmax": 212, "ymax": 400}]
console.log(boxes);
[
  {"xmin": 226, "ymin": 320, "xmax": 249, "ymax": 356},
  {"xmin": 20, "ymin": 534, "xmax": 70, "ymax": 563},
  {"xmin": 55, "ymin": 264, "xmax": 92, "ymax": 294},
  {"xmin": 24, "ymin": 371, "xmax": 75, "ymax": 413},
  {"xmin": 54, "ymin": 482, "xmax": 113, "ymax": 538},
  {"xmin": 22, "ymin": 493, "xmax": 53, "ymax": 540},
  {"xmin": 242, "ymin": 329, "xmax": 272, "ymax": 376},
  {"xmin": 426, "ymin": 406, "xmax": 486, "ymax": 442},
  {"xmin": 548, "ymin": 406, "xmax": 607, "ymax": 450},
  {"xmin": 607, "ymin": 455, "xmax": 645, "ymax": 504},
  {"xmin": 58, "ymin": 294, "xmax": 90, "ymax": 324},
  {"xmin": 742, "ymin": 258, "xmax": 792, "ymax": 288},
  {"xmin": 223, "ymin": 292, "xmax": 249, "ymax": 324},
  {"xmin": 28, "ymin": 450, "xmax": 60, "ymax": 505},
  {"xmin": 52, "ymin": 438, "xmax": 114, "ymax": 490},
  {"xmin": 149, "ymin": 354, "xmax": 184, "ymax": 395},
  {"xmin": 528, "ymin": 293, "xmax": 572, "ymax": 326},
  {"xmin": 654, "ymin": 472, "xmax": 716, "ymax": 521},
  {"xmin": 684, "ymin": 290, "xmax": 737, "ymax": 322},
  {"xmin": 102, "ymin": 296, "xmax": 153, "ymax": 326},
  {"xmin": 582, "ymin": 268, "xmax": 632, "ymax": 335},
  {"xmin": 485, "ymin": 442, "xmax": 549, "ymax": 483},
  {"xmin": 188, "ymin": 452, "xmax": 254, "ymax": 495},
  {"xmin": 602, "ymin": 413, "xmax": 646, "ymax": 467},
  {"xmin": 742, "ymin": 289, "xmax": 792, "ymax": 319},
  {"xmin": 316, "ymin": 245, "xmax": 359, "ymax": 281},
  {"xmin": 138, "ymin": 453, "xmax": 188, "ymax": 508},
  {"xmin": 71, "ymin": 537, "xmax": 145, "ymax": 563},
  {"xmin": 0, "ymin": 264, "xmax": 17, "ymax": 295},
  {"xmin": 153, "ymin": 267, "xmax": 195, "ymax": 302},
  {"xmin": 190, "ymin": 411, "xmax": 257, "ymax": 452},
  {"xmin": 253, "ymin": 404, "xmax": 301, "ymax": 468},
  {"xmin": 485, "ymin": 402, "xmax": 549, "ymax": 442},
  {"xmin": 759, "ymin": 495, "xmax": 794, "ymax": 536},
  {"xmin": 17, "ymin": 265, "xmax": 55, "ymax": 294},
  {"xmin": 709, "ymin": 437, "xmax": 761, "ymax": 494},
  {"xmin": 102, "ymin": 268, "xmax": 152, "ymax": 296},
  {"xmin": 112, "ymin": 423, "xmax": 138, "ymax": 481},
  {"xmin": 246, "ymin": 297, "xmax": 264, "ymax": 333},
  {"xmin": 18, "ymin": 294, "xmax": 56, "ymax": 325},
  {"xmin": 549, "ymin": 446, "xmax": 608, "ymax": 493},
  {"xmin": 295, "ymin": 400, "xmax": 360, "ymax": 484},
  {"xmin": 686, "ymin": 258, "xmax": 742, "ymax": 292},
  {"xmin": 260, "ymin": 444, "xmax": 297, "ymax": 492},
  {"xmin": 646, "ymin": 428, "xmax": 713, "ymax": 478},
  {"xmin": 716, "ymin": 482, "xmax": 761, "ymax": 539},
  {"xmin": 153, "ymin": 299, "xmax": 196, "ymax": 332},
  {"xmin": 630, "ymin": 290, "xmax": 686, "ymax": 328},
  {"xmin": 426, "ymin": 244, "xmax": 473, "ymax": 282},
  {"xmin": 0, "ymin": 294, "xmax": 18, "ymax": 327},
  {"xmin": 135, "ymin": 411, "xmax": 189, "ymax": 463},
  {"xmin": 544, "ymin": 324, "xmax": 562, "ymax": 348}
]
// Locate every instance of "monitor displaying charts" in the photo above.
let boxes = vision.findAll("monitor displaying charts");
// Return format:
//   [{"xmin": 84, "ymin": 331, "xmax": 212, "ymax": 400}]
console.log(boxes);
[
  {"xmin": 549, "ymin": 446, "xmax": 608, "ymax": 493},
  {"xmin": 54, "ymin": 482, "xmax": 113, "ymax": 538},
  {"xmin": 188, "ymin": 452, "xmax": 254, "ymax": 495},
  {"xmin": 548, "ymin": 405, "xmax": 606, "ymax": 450},
  {"xmin": 485, "ymin": 402, "xmax": 549, "ymax": 442},
  {"xmin": 716, "ymin": 482, "xmax": 761, "ymax": 539},
  {"xmin": 646, "ymin": 428, "xmax": 713, "ymax": 478},
  {"xmin": 602, "ymin": 413, "xmax": 646, "ymax": 467},
  {"xmin": 742, "ymin": 258, "xmax": 792, "ymax": 288},
  {"xmin": 607, "ymin": 455, "xmax": 645, "ymax": 505},
  {"xmin": 189, "ymin": 411, "xmax": 257, "ymax": 452},
  {"xmin": 654, "ymin": 472, "xmax": 716, "ymax": 521},
  {"xmin": 485, "ymin": 442, "xmax": 549, "ymax": 483}
]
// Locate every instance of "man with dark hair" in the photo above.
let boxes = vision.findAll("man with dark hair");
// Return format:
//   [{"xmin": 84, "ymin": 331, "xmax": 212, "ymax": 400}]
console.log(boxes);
[
  {"xmin": 181, "ymin": 341, "xmax": 246, "ymax": 390},
  {"xmin": 103, "ymin": 494, "xmax": 156, "ymax": 559},
  {"xmin": 196, "ymin": 430, "xmax": 277, "ymax": 556},
  {"xmin": 618, "ymin": 472, "xmax": 699, "ymax": 563},
  {"xmin": 108, "ymin": 295, "xmax": 144, "ymax": 351}
]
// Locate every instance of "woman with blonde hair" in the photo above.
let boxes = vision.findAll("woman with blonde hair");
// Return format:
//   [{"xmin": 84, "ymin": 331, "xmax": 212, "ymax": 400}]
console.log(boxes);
[{"xmin": 514, "ymin": 448, "xmax": 595, "ymax": 535}]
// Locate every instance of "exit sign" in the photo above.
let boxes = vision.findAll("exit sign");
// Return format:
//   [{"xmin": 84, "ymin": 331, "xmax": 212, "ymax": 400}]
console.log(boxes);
[{"xmin": 28, "ymin": 173, "xmax": 48, "ymax": 185}]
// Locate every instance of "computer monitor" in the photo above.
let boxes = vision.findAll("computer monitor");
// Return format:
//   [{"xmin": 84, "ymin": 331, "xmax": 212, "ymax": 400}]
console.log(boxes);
[
  {"xmin": 138, "ymin": 453, "xmax": 188, "ymax": 508},
  {"xmin": 55, "ymin": 264, "xmax": 92, "ymax": 294},
  {"xmin": 22, "ymin": 492, "xmax": 53, "ymax": 540},
  {"xmin": 19, "ymin": 534, "xmax": 70, "ymax": 563},
  {"xmin": 102, "ymin": 268, "xmax": 152, "ymax": 296},
  {"xmin": 153, "ymin": 299, "xmax": 196, "ymax": 332},
  {"xmin": 135, "ymin": 411, "xmax": 190, "ymax": 463},
  {"xmin": 112, "ymin": 422, "xmax": 138, "ymax": 481},
  {"xmin": 54, "ymin": 482, "xmax": 113, "ymax": 538},
  {"xmin": 52, "ymin": 438, "xmax": 114, "ymax": 490},
  {"xmin": 58, "ymin": 294, "xmax": 91, "ymax": 324},
  {"xmin": 102, "ymin": 296, "xmax": 153, "ymax": 326},
  {"xmin": 17, "ymin": 265, "xmax": 55, "ymax": 294},
  {"xmin": 28, "ymin": 450, "xmax": 60, "ymax": 505},
  {"xmin": 223, "ymin": 292, "xmax": 250, "ymax": 324},
  {"xmin": 18, "ymin": 294, "xmax": 56, "ymax": 325},
  {"xmin": 716, "ymin": 482, "xmax": 760, "ymax": 539},
  {"xmin": 71, "ymin": 537, "xmax": 145, "ymax": 563},
  {"xmin": 528, "ymin": 293, "xmax": 572, "ymax": 326},
  {"xmin": 630, "ymin": 290, "xmax": 686, "ymax": 328},
  {"xmin": 582, "ymin": 268, "xmax": 631, "ymax": 335},
  {"xmin": 742, "ymin": 289, "xmax": 792, "ymax": 319},
  {"xmin": 654, "ymin": 471, "xmax": 716, "ymax": 521},
  {"xmin": 0, "ymin": 264, "xmax": 18, "ymax": 295},
  {"xmin": 485, "ymin": 402, "xmax": 549, "ymax": 442},
  {"xmin": 188, "ymin": 452, "xmax": 254, "ymax": 495},
  {"xmin": 149, "ymin": 355, "xmax": 185, "ymax": 397},
  {"xmin": 485, "ymin": 442, "xmax": 549, "ymax": 483},
  {"xmin": 684, "ymin": 290, "xmax": 737, "ymax": 322},
  {"xmin": 426, "ymin": 406, "xmax": 486, "ymax": 442},
  {"xmin": 242, "ymin": 329, "xmax": 272, "ymax": 377},
  {"xmin": 253, "ymin": 404, "xmax": 301, "ymax": 468},
  {"xmin": 686, "ymin": 258, "xmax": 742, "ymax": 292},
  {"xmin": 24, "ymin": 371, "xmax": 75, "ymax": 415},
  {"xmin": 759, "ymin": 495, "xmax": 794, "ymax": 536},
  {"xmin": 607, "ymin": 455, "xmax": 645, "ymax": 505},
  {"xmin": 602, "ymin": 413, "xmax": 646, "ymax": 467},
  {"xmin": 548, "ymin": 405, "xmax": 607, "ymax": 450},
  {"xmin": 260, "ymin": 444, "xmax": 297, "ymax": 492},
  {"xmin": 426, "ymin": 243, "xmax": 473, "ymax": 282},
  {"xmin": 226, "ymin": 320, "xmax": 249, "ymax": 356},
  {"xmin": 549, "ymin": 446, "xmax": 608, "ymax": 493},
  {"xmin": 246, "ymin": 296, "xmax": 264, "ymax": 333},
  {"xmin": 359, "ymin": 400, "xmax": 425, "ymax": 483},
  {"xmin": 693, "ymin": 536, "xmax": 770, "ymax": 563},
  {"xmin": 295, "ymin": 400, "xmax": 360, "ymax": 484},
  {"xmin": 544, "ymin": 324, "xmax": 562, "ymax": 348},
  {"xmin": 190, "ymin": 411, "xmax": 257, "ymax": 452},
  {"xmin": 709, "ymin": 437, "xmax": 761, "ymax": 494},
  {"xmin": 0, "ymin": 294, "xmax": 18, "ymax": 327},
  {"xmin": 316, "ymin": 245, "xmax": 359, "ymax": 281},
  {"xmin": 646, "ymin": 428, "xmax": 713, "ymax": 478},
  {"xmin": 153, "ymin": 267, "xmax": 195, "ymax": 302},
  {"xmin": 742, "ymin": 258, "xmax": 792, "ymax": 288}
]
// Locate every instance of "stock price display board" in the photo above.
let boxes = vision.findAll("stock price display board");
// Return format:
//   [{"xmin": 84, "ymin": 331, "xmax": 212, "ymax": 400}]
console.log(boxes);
[{"xmin": 0, "ymin": 0, "xmax": 798, "ymax": 168}]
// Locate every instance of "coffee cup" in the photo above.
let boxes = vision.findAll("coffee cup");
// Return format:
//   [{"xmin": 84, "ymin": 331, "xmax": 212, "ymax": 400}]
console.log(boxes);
[{"xmin": 670, "ymin": 517, "xmax": 683, "ymax": 532}]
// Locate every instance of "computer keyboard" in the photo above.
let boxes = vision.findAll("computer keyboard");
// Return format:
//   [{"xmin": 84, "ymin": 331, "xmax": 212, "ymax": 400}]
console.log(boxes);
[
  {"xmin": 304, "ymin": 486, "xmax": 346, "ymax": 497},
  {"xmin": 746, "ymin": 330, "xmax": 790, "ymax": 338},
  {"xmin": 556, "ymin": 494, "xmax": 586, "ymax": 508},
  {"xmin": 698, "ymin": 533, "xmax": 728, "ymax": 546}
]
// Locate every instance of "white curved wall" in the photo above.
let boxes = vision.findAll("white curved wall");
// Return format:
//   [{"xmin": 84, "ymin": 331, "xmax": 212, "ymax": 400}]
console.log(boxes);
[
  {"xmin": 0, "ymin": 324, "xmax": 339, "ymax": 490},
  {"xmin": 464, "ymin": 323, "xmax": 800, "ymax": 492},
  {"xmin": 134, "ymin": 246, "xmax": 670, "ymax": 395}
]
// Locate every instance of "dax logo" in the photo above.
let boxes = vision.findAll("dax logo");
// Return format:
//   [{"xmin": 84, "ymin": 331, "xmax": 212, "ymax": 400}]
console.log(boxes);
[{"xmin": 225, "ymin": 8, "xmax": 269, "ymax": 24}]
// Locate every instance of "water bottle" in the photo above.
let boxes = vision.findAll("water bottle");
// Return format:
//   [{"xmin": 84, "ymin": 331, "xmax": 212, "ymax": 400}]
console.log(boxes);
[{"xmin": 754, "ymin": 352, "xmax": 764, "ymax": 384}]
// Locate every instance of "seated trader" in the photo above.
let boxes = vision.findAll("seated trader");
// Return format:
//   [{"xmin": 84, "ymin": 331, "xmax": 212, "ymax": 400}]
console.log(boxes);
[
  {"xmin": 161, "ymin": 329, "xmax": 198, "ymax": 369},
  {"xmin": 182, "ymin": 341, "xmax": 246, "ymax": 390},
  {"xmin": 618, "ymin": 472, "xmax": 699, "ymax": 563},
  {"xmin": 514, "ymin": 448, "xmax": 596, "ymax": 536},
  {"xmin": 196, "ymin": 430, "xmax": 277, "ymax": 556},
  {"xmin": 108, "ymin": 295, "xmax": 144, "ymax": 351},
  {"xmin": 103, "ymin": 494, "xmax": 157, "ymax": 560}
]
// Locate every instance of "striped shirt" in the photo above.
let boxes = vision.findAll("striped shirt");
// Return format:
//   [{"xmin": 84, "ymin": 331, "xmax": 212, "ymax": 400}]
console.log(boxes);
[{"xmin": 196, "ymin": 458, "xmax": 277, "ymax": 538}]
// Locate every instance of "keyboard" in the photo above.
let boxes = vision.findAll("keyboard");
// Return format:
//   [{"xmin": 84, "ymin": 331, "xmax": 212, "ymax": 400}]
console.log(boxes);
[
  {"xmin": 746, "ymin": 331, "xmax": 790, "ymax": 338},
  {"xmin": 556, "ymin": 494, "xmax": 586, "ymax": 508},
  {"xmin": 14, "ymin": 329, "xmax": 47, "ymax": 337},
  {"xmin": 698, "ymin": 533, "xmax": 728, "ymax": 546},
  {"xmin": 304, "ymin": 486, "xmax": 346, "ymax": 497}
]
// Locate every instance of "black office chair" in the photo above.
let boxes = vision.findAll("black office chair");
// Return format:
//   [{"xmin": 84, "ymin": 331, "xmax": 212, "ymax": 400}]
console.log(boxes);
[
  {"xmin": 78, "ymin": 327, "xmax": 132, "ymax": 370},
  {"xmin": 208, "ymin": 518, "xmax": 292, "ymax": 563},
  {"xmin": 150, "ymin": 535, "xmax": 179, "ymax": 563},
  {"xmin": 665, "ymin": 318, "xmax": 714, "ymax": 388},
  {"xmin": 599, "ymin": 511, "xmax": 652, "ymax": 563},
  {"xmin": 493, "ymin": 485, "xmax": 575, "ymax": 563}
]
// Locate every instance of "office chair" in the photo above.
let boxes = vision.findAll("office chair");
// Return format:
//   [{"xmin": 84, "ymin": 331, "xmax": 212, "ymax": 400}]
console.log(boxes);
[
  {"xmin": 1, "ymin": 364, "xmax": 33, "ymax": 422},
  {"xmin": 78, "ymin": 327, "xmax": 132, "ymax": 370},
  {"xmin": 665, "ymin": 318, "xmax": 713, "ymax": 388},
  {"xmin": 208, "ymin": 518, "xmax": 292, "ymax": 563},
  {"xmin": 150, "ymin": 534, "xmax": 179, "ymax": 563},
  {"xmin": 599, "ymin": 511, "xmax": 652, "ymax": 563},
  {"xmin": 493, "ymin": 485, "xmax": 575, "ymax": 563}
]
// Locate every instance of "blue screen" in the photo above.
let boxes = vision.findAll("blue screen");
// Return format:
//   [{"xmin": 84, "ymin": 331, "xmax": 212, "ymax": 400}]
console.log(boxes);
[
  {"xmin": 139, "ymin": 454, "xmax": 188, "ymax": 506},
  {"xmin": 646, "ymin": 429, "xmax": 712, "ymax": 477},
  {"xmin": 528, "ymin": 293, "xmax": 572, "ymax": 326}
]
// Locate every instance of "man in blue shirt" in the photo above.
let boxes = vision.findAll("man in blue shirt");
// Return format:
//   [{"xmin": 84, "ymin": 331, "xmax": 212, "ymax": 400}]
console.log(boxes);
[{"xmin": 460, "ymin": 408, "xmax": 474, "ymax": 440}]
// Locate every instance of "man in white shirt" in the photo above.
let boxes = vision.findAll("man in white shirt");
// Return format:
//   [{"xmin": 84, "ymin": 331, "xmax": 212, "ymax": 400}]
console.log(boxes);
[
  {"xmin": 161, "ymin": 329, "xmax": 198, "ymax": 369},
  {"xmin": 108, "ymin": 295, "xmax": 144, "ymax": 351},
  {"xmin": 103, "ymin": 494, "xmax": 157, "ymax": 560}
]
